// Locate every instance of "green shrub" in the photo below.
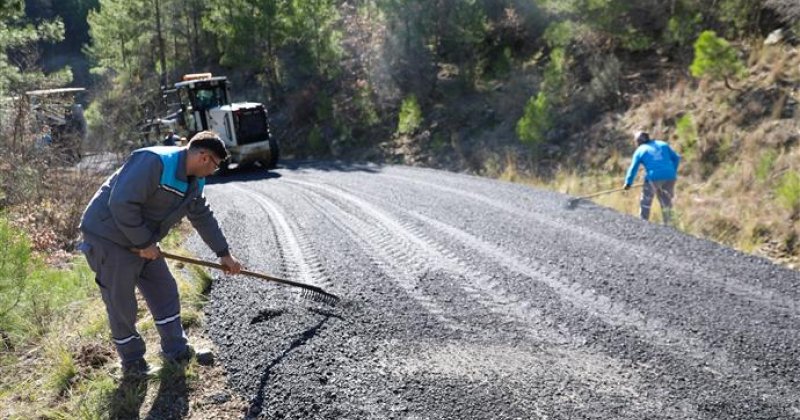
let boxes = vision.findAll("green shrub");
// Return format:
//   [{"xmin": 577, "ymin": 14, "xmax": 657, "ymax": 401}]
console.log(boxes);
[
  {"xmin": 665, "ymin": 12, "xmax": 702, "ymax": 47},
  {"xmin": 516, "ymin": 91, "xmax": 552, "ymax": 147},
  {"xmin": 49, "ymin": 346, "xmax": 78, "ymax": 394},
  {"xmin": 315, "ymin": 94, "xmax": 334, "ymax": 121},
  {"xmin": 0, "ymin": 216, "xmax": 32, "ymax": 339},
  {"xmin": 0, "ymin": 216, "xmax": 94, "ymax": 347},
  {"xmin": 482, "ymin": 46, "xmax": 513, "ymax": 80},
  {"xmin": 620, "ymin": 27, "xmax": 652, "ymax": 51},
  {"xmin": 717, "ymin": 0, "xmax": 761, "ymax": 38},
  {"xmin": 308, "ymin": 125, "xmax": 328, "ymax": 154},
  {"xmin": 675, "ymin": 114, "xmax": 698, "ymax": 160},
  {"xmin": 355, "ymin": 84, "xmax": 379, "ymax": 127},
  {"xmin": 755, "ymin": 150, "xmax": 778, "ymax": 182},
  {"xmin": 690, "ymin": 30, "xmax": 746, "ymax": 89},
  {"xmin": 430, "ymin": 132, "xmax": 447, "ymax": 153},
  {"xmin": 776, "ymin": 171, "xmax": 800, "ymax": 213},
  {"xmin": 397, "ymin": 94, "xmax": 422, "ymax": 135},
  {"xmin": 543, "ymin": 20, "xmax": 578, "ymax": 48},
  {"xmin": 542, "ymin": 48, "xmax": 568, "ymax": 100},
  {"xmin": 588, "ymin": 54, "xmax": 622, "ymax": 105}
]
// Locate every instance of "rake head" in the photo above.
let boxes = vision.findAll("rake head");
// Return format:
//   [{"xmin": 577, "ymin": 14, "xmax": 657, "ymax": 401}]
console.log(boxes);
[
  {"xmin": 566, "ymin": 197, "xmax": 583, "ymax": 209},
  {"xmin": 301, "ymin": 287, "xmax": 340, "ymax": 306}
]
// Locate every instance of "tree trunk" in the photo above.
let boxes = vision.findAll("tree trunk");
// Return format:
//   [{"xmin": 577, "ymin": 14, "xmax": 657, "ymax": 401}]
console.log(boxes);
[
  {"xmin": 193, "ymin": 3, "xmax": 200, "ymax": 67},
  {"xmin": 154, "ymin": 0, "xmax": 168, "ymax": 85}
]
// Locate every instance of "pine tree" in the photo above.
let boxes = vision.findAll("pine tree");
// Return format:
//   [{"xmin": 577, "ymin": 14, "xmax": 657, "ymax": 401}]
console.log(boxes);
[{"xmin": 690, "ymin": 30, "xmax": 746, "ymax": 90}]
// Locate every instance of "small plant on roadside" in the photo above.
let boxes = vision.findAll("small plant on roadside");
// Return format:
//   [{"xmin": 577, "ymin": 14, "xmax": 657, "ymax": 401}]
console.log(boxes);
[
  {"xmin": 675, "ymin": 114, "xmax": 698, "ymax": 161},
  {"xmin": 690, "ymin": 30, "xmax": 746, "ymax": 90},
  {"xmin": 49, "ymin": 345, "xmax": 78, "ymax": 395},
  {"xmin": 775, "ymin": 171, "xmax": 800, "ymax": 215},
  {"xmin": 755, "ymin": 149, "xmax": 778, "ymax": 182},
  {"xmin": 0, "ymin": 216, "xmax": 95, "ymax": 348},
  {"xmin": 397, "ymin": 94, "xmax": 422, "ymax": 135},
  {"xmin": 516, "ymin": 91, "xmax": 552, "ymax": 148},
  {"xmin": 0, "ymin": 216, "xmax": 32, "ymax": 341}
]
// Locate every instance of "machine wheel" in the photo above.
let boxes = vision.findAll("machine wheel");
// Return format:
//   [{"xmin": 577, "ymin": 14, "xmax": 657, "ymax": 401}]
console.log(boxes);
[{"xmin": 267, "ymin": 137, "xmax": 280, "ymax": 169}]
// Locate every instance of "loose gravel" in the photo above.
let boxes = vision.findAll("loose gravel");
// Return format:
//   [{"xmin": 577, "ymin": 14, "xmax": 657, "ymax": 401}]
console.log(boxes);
[{"xmin": 186, "ymin": 163, "xmax": 800, "ymax": 420}]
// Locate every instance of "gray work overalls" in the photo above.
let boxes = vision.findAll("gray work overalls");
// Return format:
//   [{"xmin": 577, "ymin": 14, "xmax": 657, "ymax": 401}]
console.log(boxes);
[{"xmin": 79, "ymin": 147, "xmax": 229, "ymax": 365}]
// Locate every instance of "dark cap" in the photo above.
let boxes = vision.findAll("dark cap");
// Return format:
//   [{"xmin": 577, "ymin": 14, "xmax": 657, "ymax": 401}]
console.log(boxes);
[
  {"xmin": 633, "ymin": 131, "xmax": 650, "ymax": 144},
  {"xmin": 188, "ymin": 131, "xmax": 229, "ymax": 160}
]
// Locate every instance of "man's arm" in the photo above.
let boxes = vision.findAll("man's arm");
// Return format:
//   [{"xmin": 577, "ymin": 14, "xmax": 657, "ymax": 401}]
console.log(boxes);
[
  {"xmin": 108, "ymin": 153, "xmax": 161, "ymax": 248},
  {"xmin": 187, "ymin": 193, "xmax": 230, "ymax": 257},
  {"xmin": 624, "ymin": 149, "xmax": 643, "ymax": 187},
  {"xmin": 187, "ymin": 194, "xmax": 241, "ymax": 273}
]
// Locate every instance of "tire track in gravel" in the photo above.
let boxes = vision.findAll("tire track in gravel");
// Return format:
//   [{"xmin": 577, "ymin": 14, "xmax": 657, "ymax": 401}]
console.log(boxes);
[
  {"xmin": 283, "ymin": 178, "xmax": 570, "ymax": 342},
  {"xmin": 328, "ymin": 170, "xmax": 800, "ymax": 393},
  {"xmin": 268, "ymin": 180, "xmax": 692, "ymax": 417},
  {"xmin": 371, "ymin": 171, "xmax": 800, "ymax": 316},
  {"xmin": 328, "ymin": 172, "xmax": 800, "ymax": 368},
  {"xmin": 229, "ymin": 184, "xmax": 331, "ymax": 291},
  {"xmin": 203, "ymin": 184, "xmax": 416, "ymax": 418},
  {"xmin": 198, "ymin": 166, "xmax": 800, "ymax": 418},
  {"xmin": 281, "ymin": 176, "xmax": 800, "ymax": 411},
  {"xmin": 278, "ymin": 178, "xmax": 708, "ymax": 417},
  {"xmin": 283, "ymin": 185, "xmax": 465, "ymax": 332}
]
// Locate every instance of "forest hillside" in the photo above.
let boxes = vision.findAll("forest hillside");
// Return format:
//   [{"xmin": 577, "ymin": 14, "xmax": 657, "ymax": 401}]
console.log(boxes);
[
  {"xmin": 2, "ymin": 1, "xmax": 800, "ymax": 416},
  {"xmin": 1, "ymin": 0, "xmax": 799, "ymax": 267}
]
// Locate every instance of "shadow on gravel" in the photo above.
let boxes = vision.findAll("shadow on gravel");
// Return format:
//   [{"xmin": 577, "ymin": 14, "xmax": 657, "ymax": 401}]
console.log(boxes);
[
  {"xmin": 247, "ymin": 310, "xmax": 336, "ymax": 418},
  {"xmin": 206, "ymin": 166, "xmax": 282, "ymax": 185},
  {"xmin": 280, "ymin": 160, "xmax": 383, "ymax": 174}
]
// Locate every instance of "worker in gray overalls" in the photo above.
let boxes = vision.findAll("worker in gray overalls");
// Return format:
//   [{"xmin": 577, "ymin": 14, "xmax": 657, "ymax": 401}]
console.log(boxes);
[{"xmin": 79, "ymin": 130, "xmax": 242, "ymax": 376}]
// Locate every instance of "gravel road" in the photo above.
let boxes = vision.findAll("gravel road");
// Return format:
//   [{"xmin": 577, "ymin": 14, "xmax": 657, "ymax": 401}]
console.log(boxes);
[{"xmin": 186, "ymin": 162, "xmax": 800, "ymax": 420}]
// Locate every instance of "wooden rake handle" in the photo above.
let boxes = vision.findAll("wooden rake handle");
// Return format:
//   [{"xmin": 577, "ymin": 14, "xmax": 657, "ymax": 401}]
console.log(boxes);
[
  {"xmin": 161, "ymin": 251, "xmax": 330, "ymax": 295},
  {"xmin": 575, "ymin": 182, "xmax": 644, "ymax": 200}
]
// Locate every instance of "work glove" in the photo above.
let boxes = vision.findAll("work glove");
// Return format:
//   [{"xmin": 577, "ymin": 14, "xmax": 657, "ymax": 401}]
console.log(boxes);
[{"xmin": 622, "ymin": 184, "xmax": 631, "ymax": 191}]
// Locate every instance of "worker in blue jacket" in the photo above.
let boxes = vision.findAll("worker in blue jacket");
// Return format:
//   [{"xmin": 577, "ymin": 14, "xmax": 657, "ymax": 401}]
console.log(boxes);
[
  {"xmin": 79, "ymin": 130, "xmax": 242, "ymax": 377},
  {"xmin": 623, "ymin": 131, "xmax": 681, "ymax": 225}
]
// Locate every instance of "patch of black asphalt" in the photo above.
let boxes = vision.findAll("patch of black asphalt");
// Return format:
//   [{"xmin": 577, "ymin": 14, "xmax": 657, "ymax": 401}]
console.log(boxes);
[{"xmin": 186, "ymin": 163, "xmax": 800, "ymax": 419}]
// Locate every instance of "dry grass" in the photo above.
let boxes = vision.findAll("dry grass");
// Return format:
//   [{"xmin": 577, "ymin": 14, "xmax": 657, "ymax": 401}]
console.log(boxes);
[
  {"xmin": 0, "ymin": 224, "xmax": 247, "ymax": 418},
  {"xmin": 507, "ymin": 42, "xmax": 800, "ymax": 270}
]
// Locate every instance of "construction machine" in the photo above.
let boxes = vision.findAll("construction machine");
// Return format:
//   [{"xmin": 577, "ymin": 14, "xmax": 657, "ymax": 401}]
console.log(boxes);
[
  {"xmin": 166, "ymin": 73, "xmax": 279, "ymax": 171},
  {"xmin": 25, "ymin": 87, "xmax": 87, "ymax": 163}
]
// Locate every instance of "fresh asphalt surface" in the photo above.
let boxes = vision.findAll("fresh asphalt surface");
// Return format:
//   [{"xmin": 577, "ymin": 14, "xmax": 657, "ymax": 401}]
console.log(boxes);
[{"xmin": 185, "ymin": 162, "xmax": 800, "ymax": 420}]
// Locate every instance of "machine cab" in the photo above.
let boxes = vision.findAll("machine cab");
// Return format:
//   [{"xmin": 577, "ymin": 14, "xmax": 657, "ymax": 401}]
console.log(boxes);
[{"xmin": 174, "ymin": 73, "xmax": 231, "ymax": 133}]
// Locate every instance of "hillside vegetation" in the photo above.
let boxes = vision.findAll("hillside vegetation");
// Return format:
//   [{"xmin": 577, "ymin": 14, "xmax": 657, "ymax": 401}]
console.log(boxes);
[
  {"xmin": 533, "ymin": 40, "xmax": 800, "ymax": 268},
  {"xmin": 0, "ymin": 0, "xmax": 797, "ymax": 263},
  {"xmin": 1, "ymin": 1, "xmax": 798, "ymax": 260},
  {"xmin": 1, "ymin": 1, "xmax": 800, "ymax": 415}
]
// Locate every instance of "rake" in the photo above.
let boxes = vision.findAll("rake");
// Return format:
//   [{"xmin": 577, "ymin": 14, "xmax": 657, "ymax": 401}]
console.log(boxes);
[
  {"xmin": 566, "ymin": 182, "xmax": 643, "ymax": 209},
  {"xmin": 161, "ymin": 251, "xmax": 340, "ymax": 305}
]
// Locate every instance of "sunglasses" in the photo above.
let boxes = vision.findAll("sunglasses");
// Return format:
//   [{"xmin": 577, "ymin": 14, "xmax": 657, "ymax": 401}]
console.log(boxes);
[{"xmin": 205, "ymin": 152, "xmax": 224, "ymax": 171}]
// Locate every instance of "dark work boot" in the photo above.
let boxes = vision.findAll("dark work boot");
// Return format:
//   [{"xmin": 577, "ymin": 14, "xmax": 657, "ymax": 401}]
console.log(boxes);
[
  {"xmin": 121, "ymin": 358, "xmax": 158, "ymax": 379},
  {"xmin": 165, "ymin": 344, "xmax": 215, "ymax": 366}
]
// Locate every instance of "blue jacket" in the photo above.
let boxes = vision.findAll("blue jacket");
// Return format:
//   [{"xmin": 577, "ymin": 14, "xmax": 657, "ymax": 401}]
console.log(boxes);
[
  {"xmin": 80, "ymin": 147, "xmax": 229, "ymax": 256},
  {"xmin": 624, "ymin": 140, "xmax": 681, "ymax": 186}
]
